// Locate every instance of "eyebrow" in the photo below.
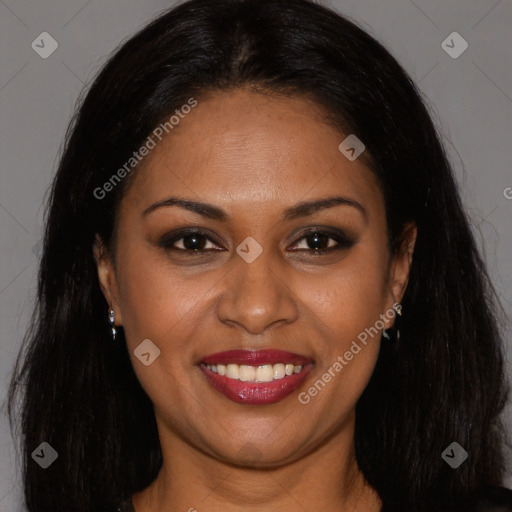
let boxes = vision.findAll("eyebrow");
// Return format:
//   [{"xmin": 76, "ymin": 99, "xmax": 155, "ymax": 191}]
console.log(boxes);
[{"xmin": 142, "ymin": 195, "xmax": 367, "ymax": 223}]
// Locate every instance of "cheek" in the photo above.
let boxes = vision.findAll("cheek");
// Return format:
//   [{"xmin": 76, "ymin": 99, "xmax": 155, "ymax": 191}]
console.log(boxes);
[
  {"xmin": 313, "ymin": 239, "xmax": 389, "ymax": 334},
  {"xmin": 115, "ymin": 245, "xmax": 207, "ymax": 342},
  {"xmin": 309, "ymin": 269, "xmax": 384, "ymax": 368},
  {"xmin": 114, "ymin": 249, "xmax": 204, "ymax": 410},
  {"xmin": 302, "ymin": 240, "xmax": 388, "ymax": 404}
]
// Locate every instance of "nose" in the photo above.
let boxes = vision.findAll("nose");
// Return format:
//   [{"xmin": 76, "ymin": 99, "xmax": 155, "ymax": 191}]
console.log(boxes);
[{"xmin": 216, "ymin": 248, "xmax": 299, "ymax": 335}]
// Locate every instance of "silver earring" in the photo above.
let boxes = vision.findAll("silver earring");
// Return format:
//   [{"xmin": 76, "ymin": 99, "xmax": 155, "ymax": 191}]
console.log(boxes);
[
  {"xmin": 393, "ymin": 302, "xmax": 401, "ymax": 341},
  {"xmin": 383, "ymin": 302, "xmax": 402, "ymax": 342},
  {"xmin": 108, "ymin": 308, "xmax": 116, "ymax": 341}
]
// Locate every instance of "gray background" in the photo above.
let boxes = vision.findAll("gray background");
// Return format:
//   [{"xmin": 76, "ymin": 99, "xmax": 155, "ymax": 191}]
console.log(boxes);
[{"xmin": 0, "ymin": 0, "xmax": 511, "ymax": 509}]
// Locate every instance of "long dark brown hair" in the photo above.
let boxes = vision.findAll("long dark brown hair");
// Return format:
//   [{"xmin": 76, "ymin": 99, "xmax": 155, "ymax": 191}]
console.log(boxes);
[{"xmin": 7, "ymin": 0, "xmax": 510, "ymax": 510}]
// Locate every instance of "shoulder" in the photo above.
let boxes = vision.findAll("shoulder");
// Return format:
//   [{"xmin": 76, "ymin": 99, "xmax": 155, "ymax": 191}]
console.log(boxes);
[{"xmin": 471, "ymin": 486, "xmax": 512, "ymax": 511}]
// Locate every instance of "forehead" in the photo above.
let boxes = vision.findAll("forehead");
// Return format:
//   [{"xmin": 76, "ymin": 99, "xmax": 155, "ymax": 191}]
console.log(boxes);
[{"xmin": 121, "ymin": 88, "xmax": 382, "ymax": 219}]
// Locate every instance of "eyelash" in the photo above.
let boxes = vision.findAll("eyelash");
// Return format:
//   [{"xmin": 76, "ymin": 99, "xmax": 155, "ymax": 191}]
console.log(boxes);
[{"xmin": 159, "ymin": 228, "xmax": 355, "ymax": 256}]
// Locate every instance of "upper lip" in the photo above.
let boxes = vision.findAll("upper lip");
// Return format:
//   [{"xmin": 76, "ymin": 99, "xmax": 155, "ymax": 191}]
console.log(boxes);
[{"xmin": 200, "ymin": 349, "xmax": 313, "ymax": 366}]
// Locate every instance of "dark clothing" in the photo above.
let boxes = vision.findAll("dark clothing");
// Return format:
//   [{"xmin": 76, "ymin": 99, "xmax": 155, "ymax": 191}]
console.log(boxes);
[
  {"xmin": 117, "ymin": 486, "xmax": 512, "ymax": 511},
  {"xmin": 471, "ymin": 486, "xmax": 512, "ymax": 511},
  {"xmin": 379, "ymin": 487, "xmax": 512, "ymax": 512},
  {"xmin": 116, "ymin": 497, "xmax": 135, "ymax": 512}
]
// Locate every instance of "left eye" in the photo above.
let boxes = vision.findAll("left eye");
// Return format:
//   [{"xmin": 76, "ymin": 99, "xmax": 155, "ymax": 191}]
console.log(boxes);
[{"xmin": 289, "ymin": 230, "xmax": 354, "ymax": 254}]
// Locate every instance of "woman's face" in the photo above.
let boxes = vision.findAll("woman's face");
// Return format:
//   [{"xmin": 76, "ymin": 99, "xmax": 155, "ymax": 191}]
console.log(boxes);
[{"xmin": 95, "ymin": 88, "xmax": 414, "ymax": 466}]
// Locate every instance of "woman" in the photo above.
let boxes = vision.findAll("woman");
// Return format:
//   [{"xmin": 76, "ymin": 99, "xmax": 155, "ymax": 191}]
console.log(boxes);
[{"xmin": 7, "ymin": 0, "xmax": 511, "ymax": 510}]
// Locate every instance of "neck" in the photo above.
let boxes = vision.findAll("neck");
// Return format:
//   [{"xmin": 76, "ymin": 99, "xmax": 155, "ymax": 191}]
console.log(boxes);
[{"xmin": 132, "ymin": 410, "xmax": 382, "ymax": 512}]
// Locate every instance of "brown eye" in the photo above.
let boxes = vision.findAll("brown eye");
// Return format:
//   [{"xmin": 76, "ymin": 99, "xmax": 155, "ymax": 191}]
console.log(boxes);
[
  {"xmin": 289, "ymin": 229, "xmax": 356, "ymax": 255},
  {"xmin": 159, "ymin": 230, "xmax": 222, "ymax": 252}
]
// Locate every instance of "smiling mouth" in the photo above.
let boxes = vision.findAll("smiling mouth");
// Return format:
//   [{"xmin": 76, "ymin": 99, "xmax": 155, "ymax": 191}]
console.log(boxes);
[
  {"xmin": 200, "ymin": 362, "xmax": 305, "ymax": 382},
  {"xmin": 197, "ymin": 348, "xmax": 315, "ymax": 405}
]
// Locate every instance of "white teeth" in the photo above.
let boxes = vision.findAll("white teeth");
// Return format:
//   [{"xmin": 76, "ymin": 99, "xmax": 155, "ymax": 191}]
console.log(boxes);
[
  {"xmin": 273, "ymin": 363, "xmax": 285, "ymax": 380},
  {"xmin": 226, "ymin": 364, "xmax": 239, "ymax": 379},
  {"xmin": 256, "ymin": 365, "xmax": 274, "ymax": 382},
  {"xmin": 239, "ymin": 365, "xmax": 256, "ymax": 381},
  {"xmin": 204, "ymin": 362, "xmax": 306, "ymax": 382}
]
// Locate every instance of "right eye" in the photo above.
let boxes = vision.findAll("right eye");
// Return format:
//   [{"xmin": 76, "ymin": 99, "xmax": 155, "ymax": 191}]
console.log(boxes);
[{"xmin": 159, "ymin": 229, "xmax": 223, "ymax": 253}]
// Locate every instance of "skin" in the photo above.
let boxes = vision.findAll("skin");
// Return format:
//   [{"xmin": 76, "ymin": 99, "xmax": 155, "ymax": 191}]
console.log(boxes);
[{"xmin": 94, "ymin": 87, "xmax": 416, "ymax": 512}]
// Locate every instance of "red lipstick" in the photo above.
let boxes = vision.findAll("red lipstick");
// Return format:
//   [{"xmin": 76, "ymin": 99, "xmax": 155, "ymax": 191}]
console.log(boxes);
[
  {"xmin": 198, "ymin": 349, "xmax": 314, "ymax": 405},
  {"xmin": 201, "ymin": 349, "xmax": 312, "ymax": 366}
]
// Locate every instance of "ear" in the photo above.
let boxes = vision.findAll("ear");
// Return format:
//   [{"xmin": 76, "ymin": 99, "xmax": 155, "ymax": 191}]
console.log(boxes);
[
  {"xmin": 387, "ymin": 222, "xmax": 417, "ymax": 306},
  {"xmin": 92, "ymin": 234, "xmax": 123, "ymax": 325}
]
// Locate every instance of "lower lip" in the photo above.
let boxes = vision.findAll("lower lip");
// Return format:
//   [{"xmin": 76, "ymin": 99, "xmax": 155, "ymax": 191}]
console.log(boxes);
[{"xmin": 198, "ymin": 363, "xmax": 314, "ymax": 405}]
